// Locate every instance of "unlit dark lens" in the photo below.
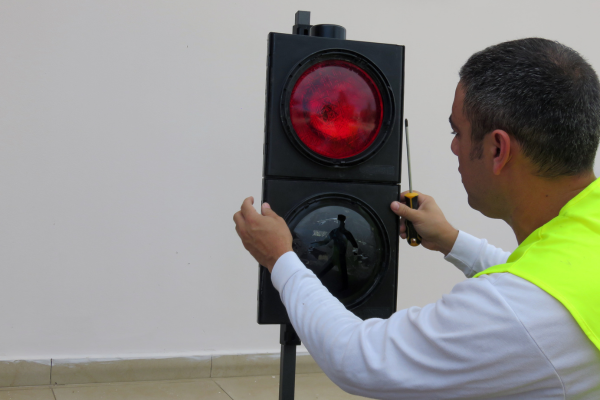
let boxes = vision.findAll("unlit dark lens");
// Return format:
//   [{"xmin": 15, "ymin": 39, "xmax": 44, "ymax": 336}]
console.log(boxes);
[{"xmin": 289, "ymin": 201, "xmax": 384, "ymax": 306}]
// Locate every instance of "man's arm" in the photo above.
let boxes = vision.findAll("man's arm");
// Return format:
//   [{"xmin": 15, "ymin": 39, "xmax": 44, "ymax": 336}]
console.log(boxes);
[
  {"xmin": 233, "ymin": 194, "xmax": 531, "ymax": 399},
  {"xmin": 391, "ymin": 192, "xmax": 511, "ymax": 276},
  {"xmin": 445, "ymin": 231, "xmax": 512, "ymax": 277},
  {"xmin": 272, "ymin": 252, "xmax": 559, "ymax": 399}
]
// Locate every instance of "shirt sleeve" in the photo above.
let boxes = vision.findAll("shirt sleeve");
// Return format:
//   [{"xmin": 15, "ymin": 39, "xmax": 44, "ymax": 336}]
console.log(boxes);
[
  {"xmin": 444, "ymin": 230, "xmax": 512, "ymax": 277},
  {"xmin": 271, "ymin": 251, "xmax": 557, "ymax": 399}
]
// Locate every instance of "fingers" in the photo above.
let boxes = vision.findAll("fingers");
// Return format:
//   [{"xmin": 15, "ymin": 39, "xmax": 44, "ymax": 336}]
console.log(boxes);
[
  {"xmin": 235, "ymin": 198, "xmax": 281, "ymax": 239},
  {"xmin": 399, "ymin": 217, "xmax": 407, "ymax": 239},
  {"xmin": 261, "ymin": 202, "xmax": 279, "ymax": 218},
  {"xmin": 233, "ymin": 211, "xmax": 246, "ymax": 234},
  {"xmin": 240, "ymin": 197, "xmax": 258, "ymax": 220},
  {"xmin": 233, "ymin": 210, "xmax": 242, "ymax": 226},
  {"xmin": 390, "ymin": 201, "xmax": 419, "ymax": 221},
  {"xmin": 391, "ymin": 201, "xmax": 413, "ymax": 240},
  {"xmin": 233, "ymin": 197, "xmax": 294, "ymax": 271}
]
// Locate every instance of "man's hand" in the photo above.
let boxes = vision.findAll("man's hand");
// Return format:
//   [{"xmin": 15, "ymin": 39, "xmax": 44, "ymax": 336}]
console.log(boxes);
[
  {"xmin": 391, "ymin": 191, "xmax": 459, "ymax": 256},
  {"xmin": 233, "ymin": 197, "xmax": 293, "ymax": 273}
]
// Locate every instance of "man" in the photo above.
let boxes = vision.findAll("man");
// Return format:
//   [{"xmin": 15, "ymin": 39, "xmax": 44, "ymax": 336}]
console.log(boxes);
[{"xmin": 234, "ymin": 38, "xmax": 600, "ymax": 399}]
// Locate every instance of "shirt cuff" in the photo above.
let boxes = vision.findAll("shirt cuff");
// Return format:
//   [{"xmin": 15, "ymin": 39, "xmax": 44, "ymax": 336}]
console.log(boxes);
[
  {"xmin": 444, "ymin": 230, "xmax": 482, "ymax": 277},
  {"xmin": 271, "ymin": 251, "xmax": 306, "ymax": 293}
]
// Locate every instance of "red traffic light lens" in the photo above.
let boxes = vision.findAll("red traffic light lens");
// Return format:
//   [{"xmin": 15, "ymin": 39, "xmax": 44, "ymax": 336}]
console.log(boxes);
[{"xmin": 289, "ymin": 60, "xmax": 384, "ymax": 159}]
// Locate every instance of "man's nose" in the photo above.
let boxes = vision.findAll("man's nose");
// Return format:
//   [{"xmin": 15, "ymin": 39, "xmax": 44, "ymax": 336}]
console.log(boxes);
[{"xmin": 451, "ymin": 136, "xmax": 459, "ymax": 156}]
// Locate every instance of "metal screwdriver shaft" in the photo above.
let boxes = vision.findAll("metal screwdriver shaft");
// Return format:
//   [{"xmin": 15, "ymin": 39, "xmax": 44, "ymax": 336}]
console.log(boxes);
[
  {"xmin": 404, "ymin": 119, "xmax": 422, "ymax": 247},
  {"xmin": 406, "ymin": 119, "xmax": 414, "ymax": 193}
]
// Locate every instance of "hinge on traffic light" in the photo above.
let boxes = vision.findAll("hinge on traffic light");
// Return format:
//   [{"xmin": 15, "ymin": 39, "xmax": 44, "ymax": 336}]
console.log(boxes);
[{"xmin": 293, "ymin": 11, "xmax": 311, "ymax": 36}]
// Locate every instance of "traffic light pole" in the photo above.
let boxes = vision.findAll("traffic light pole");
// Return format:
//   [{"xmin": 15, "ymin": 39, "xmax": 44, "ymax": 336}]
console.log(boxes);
[
  {"xmin": 279, "ymin": 14, "xmax": 307, "ymax": 397},
  {"xmin": 279, "ymin": 324, "xmax": 300, "ymax": 400},
  {"xmin": 277, "ymin": 14, "xmax": 307, "ymax": 400}
]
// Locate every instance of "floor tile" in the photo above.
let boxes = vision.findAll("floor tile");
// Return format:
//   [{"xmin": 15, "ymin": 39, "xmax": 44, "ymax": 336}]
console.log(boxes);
[
  {"xmin": 52, "ymin": 379, "xmax": 232, "ymax": 400},
  {"xmin": 0, "ymin": 388, "xmax": 55, "ymax": 400},
  {"xmin": 214, "ymin": 373, "xmax": 367, "ymax": 400}
]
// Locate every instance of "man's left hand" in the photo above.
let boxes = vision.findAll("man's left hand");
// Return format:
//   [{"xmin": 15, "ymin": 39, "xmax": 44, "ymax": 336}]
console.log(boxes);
[{"xmin": 233, "ymin": 197, "xmax": 293, "ymax": 273}]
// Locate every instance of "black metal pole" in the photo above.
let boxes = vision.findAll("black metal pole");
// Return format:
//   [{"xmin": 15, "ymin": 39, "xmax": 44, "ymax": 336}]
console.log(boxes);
[
  {"xmin": 279, "ymin": 324, "xmax": 301, "ymax": 400},
  {"xmin": 279, "ymin": 10, "xmax": 307, "ymax": 400}
]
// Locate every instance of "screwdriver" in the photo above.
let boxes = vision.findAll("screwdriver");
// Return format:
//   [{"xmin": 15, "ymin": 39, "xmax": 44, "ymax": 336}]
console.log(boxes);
[{"xmin": 404, "ymin": 119, "xmax": 422, "ymax": 247}]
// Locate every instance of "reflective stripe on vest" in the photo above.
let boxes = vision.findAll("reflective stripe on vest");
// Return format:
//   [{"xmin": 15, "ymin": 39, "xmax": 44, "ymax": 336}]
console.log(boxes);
[{"xmin": 474, "ymin": 177, "xmax": 600, "ymax": 351}]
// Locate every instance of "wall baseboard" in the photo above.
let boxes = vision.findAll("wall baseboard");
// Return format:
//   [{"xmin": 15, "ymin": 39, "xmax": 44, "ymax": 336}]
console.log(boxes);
[
  {"xmin": 0, "ymin": 360, "xmax": 51, "ymax": 387},
  {"xmin": 0, "ymin": 353, "xmax": 322, "ymax": 388}
]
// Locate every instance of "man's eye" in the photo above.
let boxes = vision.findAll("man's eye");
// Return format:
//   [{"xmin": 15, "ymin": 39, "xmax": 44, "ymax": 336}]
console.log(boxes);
[{"xmin": 451, "ymin": 131, "xmax": 458, "ymax": 135}]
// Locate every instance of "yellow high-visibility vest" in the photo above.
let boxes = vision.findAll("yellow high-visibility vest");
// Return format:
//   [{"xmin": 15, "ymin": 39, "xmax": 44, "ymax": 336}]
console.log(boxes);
[{"xmin": 474, "ymin": 177, "xmax": 600, "ymax": 351}]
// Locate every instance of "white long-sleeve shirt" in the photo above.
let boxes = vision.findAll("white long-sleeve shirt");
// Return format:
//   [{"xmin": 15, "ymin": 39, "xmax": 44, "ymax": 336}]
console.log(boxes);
[{"xmin": 271, "ymin": 231, "xmax": 600, "ymax": 399}]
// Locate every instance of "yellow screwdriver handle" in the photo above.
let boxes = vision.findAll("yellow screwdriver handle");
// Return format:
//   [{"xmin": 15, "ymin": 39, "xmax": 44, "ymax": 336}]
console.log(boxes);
[{"xmin": 404, "ymin": 192, "xmax": 422, "ymax": 247}]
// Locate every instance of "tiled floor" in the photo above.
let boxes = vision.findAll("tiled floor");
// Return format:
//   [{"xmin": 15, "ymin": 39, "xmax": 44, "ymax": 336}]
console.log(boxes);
[{"xmin": 0, "ymin": 373, "xmax": 368, "ymax": 399}]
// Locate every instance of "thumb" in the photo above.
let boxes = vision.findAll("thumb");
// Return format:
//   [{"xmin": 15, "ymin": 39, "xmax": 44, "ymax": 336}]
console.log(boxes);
[
  {"xmin": 261, "ymin": 202, "xmax": 279, "ymax": 217},
  {"xmin": 391, "ymin": 201, "xmax": 419, "ymax": 221}
]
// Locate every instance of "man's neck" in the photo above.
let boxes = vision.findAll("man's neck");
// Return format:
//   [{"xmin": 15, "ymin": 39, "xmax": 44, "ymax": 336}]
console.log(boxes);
[{"xmin": 507, "ymin": 172, "xmax": 596, "ymax": 244}]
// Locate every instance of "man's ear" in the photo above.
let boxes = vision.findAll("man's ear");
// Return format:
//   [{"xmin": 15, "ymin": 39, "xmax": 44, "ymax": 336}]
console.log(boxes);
[{"xmin": 491, "ymin": 130, "xmax": 511, "ymax": 175}]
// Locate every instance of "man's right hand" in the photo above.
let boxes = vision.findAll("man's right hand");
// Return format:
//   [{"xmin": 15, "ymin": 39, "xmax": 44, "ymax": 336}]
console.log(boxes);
[{"xmin": 391, "ymin": 191, "xmax": 459, "ymax": 256}]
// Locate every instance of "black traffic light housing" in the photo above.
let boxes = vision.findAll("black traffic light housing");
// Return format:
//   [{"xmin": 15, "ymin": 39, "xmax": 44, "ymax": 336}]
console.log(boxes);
[
  {"xmin": 259, "ymin": 12, "xmax": 404, "ymax": 325},
  {"xmin": 259, "ymin": 179, "xmax": 399, "ymax": 323},
  {"xmin": 264, "ymin": 32, "xmax": 404, "ymax": 182}
]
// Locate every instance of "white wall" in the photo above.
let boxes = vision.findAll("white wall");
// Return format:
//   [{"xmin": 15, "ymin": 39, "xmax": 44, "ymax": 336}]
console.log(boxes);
[{"xmin": 1, "ymin": 0, "xmax": 599, "ymax": 360}]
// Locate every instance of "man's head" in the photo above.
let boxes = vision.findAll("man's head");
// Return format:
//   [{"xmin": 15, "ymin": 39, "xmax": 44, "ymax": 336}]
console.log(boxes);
[
  {"xmin": 451, "ymin": 38, "xmax": 600, "ymax": 217},
  {"xmin": 459, "ymin": 38, "xmax": 600, "ymax": 176}
]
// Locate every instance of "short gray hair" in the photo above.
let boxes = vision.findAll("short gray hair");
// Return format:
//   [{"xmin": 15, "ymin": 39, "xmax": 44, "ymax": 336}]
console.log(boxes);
[{"xmin": 459, "ymin": 38, "xmax": 600, "ymax": 177}]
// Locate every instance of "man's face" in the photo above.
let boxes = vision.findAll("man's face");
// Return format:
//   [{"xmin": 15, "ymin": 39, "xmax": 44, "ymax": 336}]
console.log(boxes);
[{"xmin": 449, "ymin": 83, "xmax": 496, "ymax": 216}]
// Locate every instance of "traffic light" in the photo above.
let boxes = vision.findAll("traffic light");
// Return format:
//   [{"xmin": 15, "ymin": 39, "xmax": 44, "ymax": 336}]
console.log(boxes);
[{"xmin": 258, "ymin": 12, "xmax": 404, "ymax": 324}]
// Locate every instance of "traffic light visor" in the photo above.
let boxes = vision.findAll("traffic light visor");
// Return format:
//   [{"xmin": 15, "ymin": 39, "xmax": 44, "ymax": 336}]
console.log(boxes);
[{"xmin": 289, "ymin": 60, "xmax": 383, "ymax": 159}]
